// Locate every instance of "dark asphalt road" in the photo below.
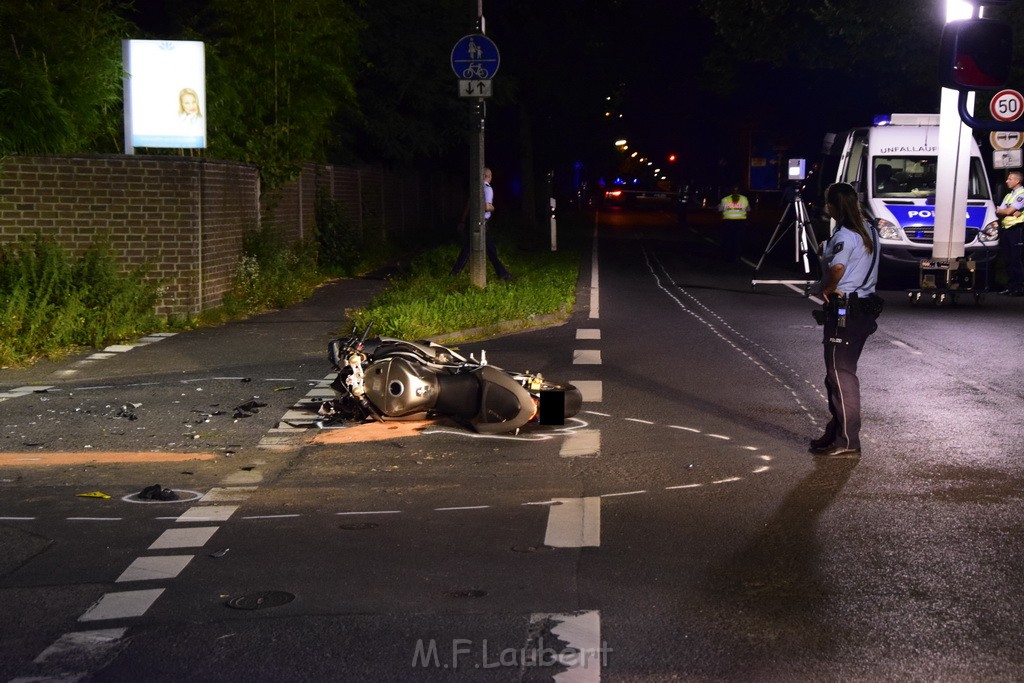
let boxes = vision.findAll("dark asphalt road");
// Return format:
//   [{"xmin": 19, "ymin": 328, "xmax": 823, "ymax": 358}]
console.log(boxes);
[{"xmin": 2, "ymin": 208, "xmax": 1023, "ymax": 681}]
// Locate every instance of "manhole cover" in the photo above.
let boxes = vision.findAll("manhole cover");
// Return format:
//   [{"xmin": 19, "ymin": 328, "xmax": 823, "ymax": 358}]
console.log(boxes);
[
  {"xmin": 338, "ymin": 523, "xmax": 378, "ymax": 530},
  {"xmin": 226, "ymin": 591, "xmax": 295, "ymax": 610}
]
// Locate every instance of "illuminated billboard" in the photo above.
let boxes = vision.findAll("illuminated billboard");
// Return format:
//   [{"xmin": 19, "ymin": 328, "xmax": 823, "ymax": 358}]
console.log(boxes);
[{"xmin": 122, "ymin": 40, "xmax": 206, "ymax": 152}]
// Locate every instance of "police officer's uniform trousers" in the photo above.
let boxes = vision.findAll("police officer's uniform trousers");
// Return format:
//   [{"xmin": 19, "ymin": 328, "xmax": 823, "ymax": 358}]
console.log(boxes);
[
  {"xmin": 999, "ymin": 185, "xmax": 1024, "ymax": 292},
  {"xmin": 822, "ymin": 306, "xmax": 877, "ymax": 450},
  {"xmin": 818, "ymin": 223, "xmax": 880, "ymax": 451}
]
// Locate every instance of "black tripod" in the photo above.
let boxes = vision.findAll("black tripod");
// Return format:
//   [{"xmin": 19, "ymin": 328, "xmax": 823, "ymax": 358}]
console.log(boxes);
[{"xmin": 752, "ymin": 189, "xmax": 820, "ymax": 291}]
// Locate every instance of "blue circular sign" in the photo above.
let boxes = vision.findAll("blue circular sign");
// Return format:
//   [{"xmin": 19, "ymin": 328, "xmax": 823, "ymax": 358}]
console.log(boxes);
[{"xmin": 451, "ymin": 34, "xmax": 500, "ymax": 80}]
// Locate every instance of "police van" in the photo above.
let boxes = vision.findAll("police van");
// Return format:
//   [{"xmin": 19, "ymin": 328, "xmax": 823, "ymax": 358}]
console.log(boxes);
[{"xmin": 820, "ymin": 113, "xmax": 1000, "ymax": 267}]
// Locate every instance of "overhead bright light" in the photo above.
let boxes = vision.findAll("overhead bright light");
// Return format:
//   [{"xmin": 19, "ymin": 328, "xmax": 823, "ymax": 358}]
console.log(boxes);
[
  {"xmin": 946, "ymin": 0, "xmax": 972, "ymax": 21},
  {"xmin": 614, "ymin": 139, "xmax": 628, "ymax": 147}
]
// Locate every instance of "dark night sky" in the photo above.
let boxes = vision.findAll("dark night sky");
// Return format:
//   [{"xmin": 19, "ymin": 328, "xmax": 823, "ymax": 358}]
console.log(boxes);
[{"xmin": 123, "ymin": 1, "xmax": 938, "ymax": 191}]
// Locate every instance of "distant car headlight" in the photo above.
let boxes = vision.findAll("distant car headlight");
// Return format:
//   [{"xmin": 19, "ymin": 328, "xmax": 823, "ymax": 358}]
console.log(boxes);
[
  {"xmin": 876, "ymin": 218, "xmax": 902, "ymax": 240},
  {"xmin": 980, "ymin": 220, "xmax": 1000, "ymax": 242}
]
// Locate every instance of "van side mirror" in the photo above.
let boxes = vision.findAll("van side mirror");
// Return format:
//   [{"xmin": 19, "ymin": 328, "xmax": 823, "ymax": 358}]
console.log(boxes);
[{"xmin": 938, "ymin": 19, "xmax": 1013, "ymax": 90}]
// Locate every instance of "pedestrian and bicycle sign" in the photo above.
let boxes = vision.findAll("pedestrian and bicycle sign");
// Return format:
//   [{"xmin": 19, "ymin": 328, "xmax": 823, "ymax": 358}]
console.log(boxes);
[
  {"xmin": 989, "ymin": 89, "xmax": 1024, "ymax": 123},
  {"xmin": 451, "ymin": 34, "xmax": 499, "ymax": 98}
]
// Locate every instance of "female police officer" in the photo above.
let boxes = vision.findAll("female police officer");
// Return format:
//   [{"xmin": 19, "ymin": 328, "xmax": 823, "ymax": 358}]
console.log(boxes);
[{"xmin": 809, "ymin": 182, "xmax": 880, "ymax": 458}]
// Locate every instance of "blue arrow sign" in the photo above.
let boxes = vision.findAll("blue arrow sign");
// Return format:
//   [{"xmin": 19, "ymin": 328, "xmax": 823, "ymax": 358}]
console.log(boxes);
[{"xmin": 451, "ymin": 34, "xmax": 500, "ymax": 80}]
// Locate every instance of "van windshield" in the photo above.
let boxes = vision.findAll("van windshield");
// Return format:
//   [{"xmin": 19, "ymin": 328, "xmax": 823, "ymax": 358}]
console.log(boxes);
[{"xmin": 872, "ymin": 157, "xmax": 990, "ymax": 200}]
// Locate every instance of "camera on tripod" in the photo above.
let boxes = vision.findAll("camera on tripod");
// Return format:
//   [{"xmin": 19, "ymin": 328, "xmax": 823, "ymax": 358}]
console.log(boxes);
[{"xmin": 789, "ymin": 158, "xmax": 807, "ymax": 181}]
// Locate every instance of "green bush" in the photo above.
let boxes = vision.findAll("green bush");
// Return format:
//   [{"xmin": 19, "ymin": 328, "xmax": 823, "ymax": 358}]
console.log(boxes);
[
  {"xmin": 0, "ymin": 236, "xmax": 161, "ymax": 366},
  {"xmin": 348, "ymin": 240, "xmax": 579, "ymax": 341},
  {"xmin": 221, "ymin": 224, "xmax": 322, "ymax": 316}
]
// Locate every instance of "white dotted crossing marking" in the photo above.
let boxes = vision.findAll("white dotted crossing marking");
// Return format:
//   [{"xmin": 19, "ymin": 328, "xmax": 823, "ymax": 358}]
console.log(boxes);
[
  {"xmin": 0, "ymin": 385, "xmax": 55, "ymax": 401},
  {"xmin": 116, "ymin": 555, "xmax": 194, "ymax": 583},
  {"xmin": 573, "ymin": 349, "xmax": 601, "ymax": 365},
  {"xmin": 32, "ymin": 627, "xmax": 127, "ymax": 665},
  {"xmin": 559, "ymin": 429, "xmax": 600, "ymax": 457},
  {"xmin": 175, "ymin": 505, "xmax": 238, "ymax": 522},
  {"xmin": 200, "ymin": 486, "xmax": 257, "ymax": 503},
  {"xmin": 571, "ymin": 380, "xmax": 602, "ymax": 402},
  {"xmin": 148, "ymin": 526, "xmax": 219, "ymax": 550},
  {"xmin": 36, "ymin": 333, "xmax": 177, "ymax": 378},
  {"xmin": 544, "ymin": 497, "xmax": 600, "ymax": 548},
  {"xmin": 78, "ymin": 588, "xmax": 165, "ymax": 622},
  {"xmin": 221, "ymin": 469, "xmax": 263, "ymax": 485}
]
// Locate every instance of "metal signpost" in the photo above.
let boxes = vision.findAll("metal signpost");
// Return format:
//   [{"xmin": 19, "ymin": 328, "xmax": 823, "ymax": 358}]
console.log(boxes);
[
  {"xmin": 990, "ymin": 93, "xmax": 1024, "ymax": 171},
  {"xmin": 451, "ymin": 32, "xmax": 499, "ymax": 288}
]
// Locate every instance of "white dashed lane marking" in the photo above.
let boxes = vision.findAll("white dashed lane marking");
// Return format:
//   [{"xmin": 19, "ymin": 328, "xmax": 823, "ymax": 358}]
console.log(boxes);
[
  {"xmin": 571, "ymin": 380, "xmax": 602, "ymax": 402},
  {"xmin": 544, "ymin": 497, "xmax": 601, "ymax": 548},
  {"xmin": 530, "ymin": 611, "xmax": 603, "ymax": 681},
  {"xmin": 576, "ymin": 328, "xmax": 601, "ymax": 340},
  {"xmin": 573, "ymin": 349, "xmax": 601, "ymax": 365}
]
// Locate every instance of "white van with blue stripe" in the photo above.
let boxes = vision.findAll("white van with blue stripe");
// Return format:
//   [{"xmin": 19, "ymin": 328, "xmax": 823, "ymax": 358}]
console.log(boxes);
[{"xmin": 822, "ymin": 113, "xmax": 1000, "ymax": 266}]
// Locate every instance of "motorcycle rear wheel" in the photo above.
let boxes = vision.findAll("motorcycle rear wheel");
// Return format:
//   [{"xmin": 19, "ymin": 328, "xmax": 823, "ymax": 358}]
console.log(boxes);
[{"xmin": 529, "ymin": 382, "xmax": 583, "ymax": 420}]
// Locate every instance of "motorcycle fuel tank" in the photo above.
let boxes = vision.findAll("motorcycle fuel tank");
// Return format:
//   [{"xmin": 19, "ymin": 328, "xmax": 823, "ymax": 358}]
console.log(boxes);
[{"xmin": 363, "ymin": 357, "xmax": 439, "ymax": 417}]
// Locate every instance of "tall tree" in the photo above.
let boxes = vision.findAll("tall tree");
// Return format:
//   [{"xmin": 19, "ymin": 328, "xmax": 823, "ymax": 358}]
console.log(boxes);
[
  {"xmin": 197, "ymin": 0, "xmax": 363, "ymax": 185},
  {"xmin": 0, "ymin": 0, "xmax": 131, "ymax": 154},
  {"xmin": 339, "ymin": 0, "xmax": 474, "ymax": 166}
]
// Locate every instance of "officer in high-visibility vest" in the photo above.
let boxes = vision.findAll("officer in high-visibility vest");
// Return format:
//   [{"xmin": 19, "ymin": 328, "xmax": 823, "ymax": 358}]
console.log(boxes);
[
  {"xmin": 718, "ymin": 186, "xmax": 750, "ymax": 261},
  {"xmin": 995, "ymin": 171, "xmax": 1024, "ymax": 296}
]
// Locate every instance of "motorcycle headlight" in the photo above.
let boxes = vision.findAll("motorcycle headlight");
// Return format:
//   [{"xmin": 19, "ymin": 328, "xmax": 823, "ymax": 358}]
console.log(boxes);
[
  {"xmin": 876, "ymin": 218, "xmax": 902, "ymax": 240},
  {"xmin": 980, "ymin": 220, "xmax": 1000, "ymax": 241}
]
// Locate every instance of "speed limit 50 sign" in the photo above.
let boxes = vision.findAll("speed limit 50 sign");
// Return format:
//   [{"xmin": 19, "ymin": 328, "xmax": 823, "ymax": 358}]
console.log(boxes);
[{"xmin": 990, "ymin": 89, "xmax": 1024, "ymax": 122}]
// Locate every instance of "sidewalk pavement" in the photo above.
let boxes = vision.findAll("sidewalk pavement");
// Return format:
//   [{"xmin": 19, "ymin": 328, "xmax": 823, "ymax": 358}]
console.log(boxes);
[{"xmin": 0, "ymin": 273, "xmax": 393, "ymax": 389}]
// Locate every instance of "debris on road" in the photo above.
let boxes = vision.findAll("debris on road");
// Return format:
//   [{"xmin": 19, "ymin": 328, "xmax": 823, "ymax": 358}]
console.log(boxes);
[
  {"xmin": 138, "ymin": 484, "xmax": 178, "ymax": 501},
  {"xmin": 233, "ymin": 399, "xmax": 268, "ymax": 419}
]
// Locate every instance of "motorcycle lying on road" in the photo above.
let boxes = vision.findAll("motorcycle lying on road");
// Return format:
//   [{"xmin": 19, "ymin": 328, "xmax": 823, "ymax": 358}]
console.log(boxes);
[{"xmin": 323, "ymin": 324, "xmax": 583, "ymax": 434}]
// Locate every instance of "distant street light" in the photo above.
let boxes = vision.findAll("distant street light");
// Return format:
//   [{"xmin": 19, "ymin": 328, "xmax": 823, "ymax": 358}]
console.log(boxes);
[{"xmin": 614, "ymin": 139, "xmax": 628, "ymax": 147}]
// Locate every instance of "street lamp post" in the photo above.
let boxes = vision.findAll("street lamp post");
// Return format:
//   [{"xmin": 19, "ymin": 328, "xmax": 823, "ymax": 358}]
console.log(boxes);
[{"xmin": 933, "ymin": 0, "xmax": 977, "ymax": 263}]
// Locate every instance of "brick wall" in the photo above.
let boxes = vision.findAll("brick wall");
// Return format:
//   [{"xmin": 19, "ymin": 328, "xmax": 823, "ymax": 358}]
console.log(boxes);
[
  {"xmin": 0, "ymin": 155, "xmax": 258, "ymax": 317},
  {"xmin": 0, "ymin": 155, "xmax": 462, "ymax": 318}
]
